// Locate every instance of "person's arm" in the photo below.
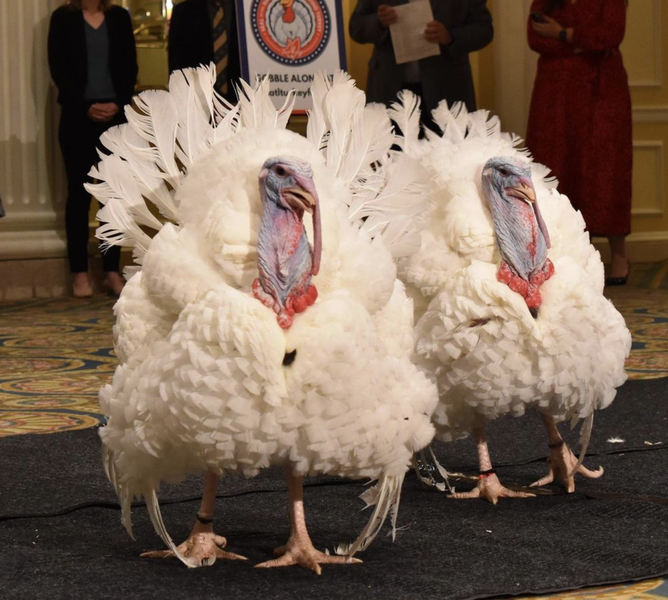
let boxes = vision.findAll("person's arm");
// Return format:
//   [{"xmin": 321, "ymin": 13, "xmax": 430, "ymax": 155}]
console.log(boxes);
[
  {"xmin": 349, "ymin": 0, "xmax": 390, "ymax": 45},
  {"xmin": 445, "ymin": 0, "xmax": 493, "ymax": 56},
  {"xmin": 47, "ymin": 9, "xmax": 84, "ymax": 106},
  {"xmin": 167, "ymin": 3, "xmax": 190, "ymax": 72},
  {"xmin": 572, "ymin": 0, "xmax": 626, "ymax": 52},
  {"xmin": 116, "ymin": 7, "xmax": 138, "ymax": 108},
  {"xmin": 527, "ymin": 0, "xmax": 573, "ymax": 57}
]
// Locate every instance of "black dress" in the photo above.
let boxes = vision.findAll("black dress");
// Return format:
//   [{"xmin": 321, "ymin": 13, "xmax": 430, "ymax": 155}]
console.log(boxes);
[{"xmin": 48, "ymin": 5, "xmax": 137, "ymax": 273}]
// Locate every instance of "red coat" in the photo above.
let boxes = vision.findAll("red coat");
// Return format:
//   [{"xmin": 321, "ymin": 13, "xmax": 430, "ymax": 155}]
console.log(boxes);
[{"xmin": 525, "ymin": 0, "xmax": 632, "ymax": 237}]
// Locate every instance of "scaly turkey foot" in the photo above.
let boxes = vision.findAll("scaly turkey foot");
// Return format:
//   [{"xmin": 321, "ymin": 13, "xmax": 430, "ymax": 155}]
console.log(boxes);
[
  {"xmin": 255, "ymin": 538, "xmax": 361, "ymax": 575},
  {"xmin": 141, "ymin": 532, "xmax": 247, "ymax": 567},
  {"xmin": 530, "ymin": 441, "xmax": 603, "ymax": 493},
  {"xmin": 450, "ymin": 473, "xmax": 535, "ymax": 505}
]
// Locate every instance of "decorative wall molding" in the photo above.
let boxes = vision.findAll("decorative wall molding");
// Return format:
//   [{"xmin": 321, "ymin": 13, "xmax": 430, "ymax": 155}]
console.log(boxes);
[
  {"xmin": 626, "ymin": 0, "xmax": 663, "ymax": 88},
  {"xmin": 0, "ymin": 0, "xmax": 65, "ymax": 261},
  {"xmin": 633, "ymin": 106, "xmax": 668, "ymax": 123},
  {"xmin": 0, "ymin": 230, "xmax": 66, "ymax": 260},
  {"xmin": 631, "ymin": 141, "xmax": 665, "ymax": 216}
]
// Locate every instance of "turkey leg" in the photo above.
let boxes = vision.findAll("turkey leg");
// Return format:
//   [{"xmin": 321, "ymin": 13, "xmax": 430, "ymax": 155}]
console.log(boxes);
[
  {"xmin": 141, "ymin": 471, "xmax": 247, "ymax": 566},
  {"xmin": 530, "ymin": 413, "xmax": 603, "ymax": 493},
  {"xmin": 255, "ymin": 466, "xmax": 361, "ymax": 574},
  {"xmin": 451, "ymin": 426, "xmax": 534, "ymax": 504}
]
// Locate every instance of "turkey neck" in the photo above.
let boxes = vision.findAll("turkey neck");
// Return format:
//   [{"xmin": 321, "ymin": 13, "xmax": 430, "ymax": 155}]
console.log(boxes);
[{"xmin": 257, "ymin": 200, "xmax": 312, "ymax": 302}]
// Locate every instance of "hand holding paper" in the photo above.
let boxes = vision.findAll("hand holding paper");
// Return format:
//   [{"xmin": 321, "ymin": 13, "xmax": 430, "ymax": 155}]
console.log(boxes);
[
  {"xmin": 389, "ymin": 1, "xmax": 441, "ymax": 64},
  {"xmin": 424, "ymin": 20, "xmax": 452, "ymax": 45}
]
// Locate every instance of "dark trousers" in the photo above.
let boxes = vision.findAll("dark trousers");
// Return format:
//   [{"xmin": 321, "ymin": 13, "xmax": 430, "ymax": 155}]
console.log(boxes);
[{"xmin": 58, "ymin": 105, "xmax": 124, "ymax": 273}]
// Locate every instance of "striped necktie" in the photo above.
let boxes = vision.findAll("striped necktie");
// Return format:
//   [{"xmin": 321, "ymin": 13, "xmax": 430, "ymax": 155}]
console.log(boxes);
[{"xmin": 212, "ymin": 1, "xmax": 229, "ymax": 96}]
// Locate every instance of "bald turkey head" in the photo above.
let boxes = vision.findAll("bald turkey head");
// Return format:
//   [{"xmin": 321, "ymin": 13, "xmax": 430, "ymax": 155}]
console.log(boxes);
[
  {"xmin": 481, "ymin": 157, "xmax": 554, "ymax": 317},
  {"xmin": 253, "ymin": 156, "xmax": 322, "ymax": 329}
]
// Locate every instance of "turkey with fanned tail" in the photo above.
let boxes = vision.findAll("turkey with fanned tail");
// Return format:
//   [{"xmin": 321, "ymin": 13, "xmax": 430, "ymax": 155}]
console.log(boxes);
[
  {"xmin": 89, "ymin": 67, "xmax": 437, "ymax": 572},
  {"xmin": 387, "ymin": 92, "xmax": 631, "ymax": 503}
]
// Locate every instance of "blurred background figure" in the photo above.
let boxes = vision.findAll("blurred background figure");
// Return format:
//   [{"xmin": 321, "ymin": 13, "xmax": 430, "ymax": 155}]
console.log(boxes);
[
  {"xmin": 48, "ymin": 0, "xmax": 138, "ymax": 298},
  {"xmin": 349, "ymin": 0, "xmax": 493, "ymax": 120},
  {"xmin": 167, "ymin": 0, "xmax": 241, "ymax": 104},
  {"xmin": 526, "ymin": 0, "xmax": 632, "ymax": 286}
]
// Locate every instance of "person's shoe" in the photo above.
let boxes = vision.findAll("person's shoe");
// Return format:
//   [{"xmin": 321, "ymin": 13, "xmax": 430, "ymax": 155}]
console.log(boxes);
[
  {"xmin": 605, "ymin": 261, "xmax": 630, "ymax": 287},
  {"xmin": 103, "ymin": 271, "xmax": 125, "ymax": 297},
  {"xmin": 72, "ymin": 273, "xmax": 93, "ymax": 298}
]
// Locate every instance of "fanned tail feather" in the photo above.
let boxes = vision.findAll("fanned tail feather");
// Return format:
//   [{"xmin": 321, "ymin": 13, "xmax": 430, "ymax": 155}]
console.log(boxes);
[
  {"xmin": 335, "ymin": 473, "xmax": 404, "ymax": 557},
  {"xmin": 126, "ymin": 90, "xmax": 181, "ymax": 183},
  {"xmin": 352, "ymin": 154, "xmax": 430, "ymax": 258},
  {"xmin": 94, "ymin": 126, "xmax": 178, "ymax": 220},
  {"xmin": 339, "ymin": 103, "xmax": 394, "ymax": 187},
  {"xmin": 96, "ymin": 200, "xmax": 153, "ymax": 256},
  {"xmin": 428, "ymin": 101, "xmax": 469, "ymax": 142},
  {"xmin": 169, "ymin": 68, "xmax": 218, "ymax": 167},
  {"xmin": 306, "ymin": 71, "xmax": 331, "ymax": 150},
  {"xmin": 235, "ymin": 77, "xmax": 295, "ymax": 130},
  {"xmin": 323, "ymin": 73, "xmax": 366, "ymax": 177},
  {"xmin": 88, "ymin": 65, "xmax": 244, "ymax": 263},
  {"xmin": 387, "ymin": 90, "xmax": 422, "ymax": 153}
]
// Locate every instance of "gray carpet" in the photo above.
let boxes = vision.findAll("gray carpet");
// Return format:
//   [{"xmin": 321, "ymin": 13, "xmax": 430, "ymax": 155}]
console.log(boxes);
[{"xmin": 0, "ymin": 378, "xmax": 667, "ymax": 599}]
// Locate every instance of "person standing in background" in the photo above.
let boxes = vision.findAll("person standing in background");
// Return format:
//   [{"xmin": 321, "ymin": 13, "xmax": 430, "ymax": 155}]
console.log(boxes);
[
  {"xmin": 48, "ymin": 0, "xmax": 137, "ymax": 298},
  {"xmin": 349, "ymin": 0, "xmax": 493, "ymax": 117},
  {"xmin": 167, "ymin": 0, "xmax": 241, "ymax": 105},
  {"xmin": 526, "ymin": 0, "xmax": 632, "ymax": 285}
]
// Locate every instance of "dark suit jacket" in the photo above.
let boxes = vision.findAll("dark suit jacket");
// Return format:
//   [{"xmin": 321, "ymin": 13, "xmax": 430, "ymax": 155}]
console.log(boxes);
[
  {"xmin": 349, "ymin": 0, "xmax": 493, "ymax": 112},
  {"xmin": 168, "ymin": 0, "xmax": 241, "ymax": 100},
  {"xmin": 48, "ymin": 5, "xmax": 137, "ymax": 110}
]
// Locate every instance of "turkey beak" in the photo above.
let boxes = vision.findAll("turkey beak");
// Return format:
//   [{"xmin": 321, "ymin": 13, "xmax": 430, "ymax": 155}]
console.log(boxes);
[
  {"xmin": 291, "ymin": 174, "xmax": 321, "ymax": 276},
  {"xmin": 506, "ymin": 181, "xmax": 536, "ymax": 204},
  {"xmin": 508, "ymin": 177, "xmax": 551, "ymax": 249}
]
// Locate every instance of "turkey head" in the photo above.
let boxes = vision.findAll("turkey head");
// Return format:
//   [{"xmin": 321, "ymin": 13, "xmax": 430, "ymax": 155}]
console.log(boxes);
[
  {"xmin": 253, "ymin": 156, "xmax": 322, "ymax": 329},
  {"xmin": 481, "ymin": 157, "xmax": 554, "ymax": 317}
]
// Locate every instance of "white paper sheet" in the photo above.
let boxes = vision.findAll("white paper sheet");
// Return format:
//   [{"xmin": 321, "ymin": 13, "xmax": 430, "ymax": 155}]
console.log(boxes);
[{"xmin": 389, "ymin": 1, "xmax": 441, "ymax": 65}]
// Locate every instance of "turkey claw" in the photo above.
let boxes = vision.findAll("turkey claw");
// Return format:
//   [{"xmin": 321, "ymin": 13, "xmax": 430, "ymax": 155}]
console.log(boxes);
[
  {"xmin": 531, "ymin": 442, "xmax": 604, "ymax": 493},
  {"xmin": 255, "ymin": 544, "xmax": 361, "ymax": 575},
  {"xmin": 450, "ymin": 473, "xmax": 535, "ymax": 505},
  {"xmin": 140, "ymin": 532, "xmax": 247, "ymax": 567}
]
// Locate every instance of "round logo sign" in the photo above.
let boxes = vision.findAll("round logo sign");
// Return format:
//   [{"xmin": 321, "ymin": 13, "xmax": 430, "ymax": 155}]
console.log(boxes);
[{"xmin": 251, "ymin": 0, "xmax": 331, "ymax": 66}]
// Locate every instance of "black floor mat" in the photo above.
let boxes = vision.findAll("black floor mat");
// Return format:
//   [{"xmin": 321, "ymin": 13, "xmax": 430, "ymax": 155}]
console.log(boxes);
[{"xmin": 1, "ymin": 379, "xmax": 667, "ymax": 599}]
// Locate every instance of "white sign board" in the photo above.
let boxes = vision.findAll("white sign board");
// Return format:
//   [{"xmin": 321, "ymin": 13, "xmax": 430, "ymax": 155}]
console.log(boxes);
[{"xmin": 236, "ymin": 0, "xmax": 347, "ymax": 112}]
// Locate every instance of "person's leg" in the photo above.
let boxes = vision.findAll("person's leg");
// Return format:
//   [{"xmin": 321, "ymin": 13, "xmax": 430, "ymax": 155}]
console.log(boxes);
[
  {"xmin": 59, "ymin": 109, "xmax": 94, "ymax": 296},
  {"xmin": 607, "ymin": 235, "xmax": 629, "ymax": 282},
  {"xmin": 94, "ymin": 116, "xmax": 125, "ymax": 296}
]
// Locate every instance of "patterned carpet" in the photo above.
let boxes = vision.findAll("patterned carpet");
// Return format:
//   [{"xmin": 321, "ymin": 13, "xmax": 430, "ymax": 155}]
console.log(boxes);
[{"xmin": 0, "ymin": 269, "xmax": 667, "ymax": 599}]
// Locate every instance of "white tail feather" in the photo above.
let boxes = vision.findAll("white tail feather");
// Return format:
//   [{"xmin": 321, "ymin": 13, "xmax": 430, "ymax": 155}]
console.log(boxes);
[
  {"xmin": 126, "ymin": 90, "xmax": 181, "ymax": 182},
  {"xmin": 101, "ymin": 443, "xmax": 135, "ymax": 539},
  {"xmin": 387, "ymin": 90, "xmax": 422, "ymax": 153},
  {"xmin": 235, "ymin": 77, "xmax": 295, "ymax": 130},
  {"xmin": 323, "ymin": 73, "xmax": 365, "ymax": 177},
  {"xmin": 569, "ymin": 413, "xmax": 595, "ymax": 478},
  {"xmin": 306, "ymin": 71, "xmax": 331, "ymax": 150},
  {"xmin": 339, "ymin": 104, "xmax": 394, "ymax": 187},
  {"xmin": 429, "ymin": 101, "xmax": 468, "ymax": 142},
  {"xmin": 335, "ymin": 473, "xmax": 404, "ymax": 556},
  {"xmin": 145, "ymin": 489, "xmax": 198, "ymax": 568}
]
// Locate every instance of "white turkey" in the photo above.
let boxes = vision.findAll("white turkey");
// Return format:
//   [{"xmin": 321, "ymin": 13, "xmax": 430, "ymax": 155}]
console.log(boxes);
[
  {"xmin": 87, "ymin": 67, "xmax": 437, "ymax": 572},
  {"xmin": 390, "ymin": 94, "xmax": 631, "ymax": 503}
]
